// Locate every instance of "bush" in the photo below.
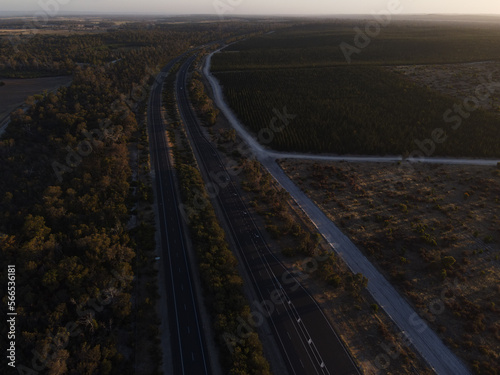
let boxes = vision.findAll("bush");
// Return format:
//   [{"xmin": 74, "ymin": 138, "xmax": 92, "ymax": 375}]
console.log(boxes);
[
  {"xmin": 484, "ymin": 235, "xmax": 494, "ymax": 244},
  {"xmin": 265, "ymin": 224, "xmax": 281, "ymax": 239},
  {"xmin": 442, "ymin": 256, "xmax": 456, "ymax": 269}
]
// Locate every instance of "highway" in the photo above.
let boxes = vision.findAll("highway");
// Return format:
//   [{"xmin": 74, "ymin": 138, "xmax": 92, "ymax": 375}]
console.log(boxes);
[
  {"xmin": 148, "ymin": 55, "xmax": 211, "ymax": 375},
  {"xmin": 204, "ymin": 47, "xmax": 473, "ymax": 375},
  {"xmin": 176, "ymin": 54, "xmax": 361, "ymax": 375}
]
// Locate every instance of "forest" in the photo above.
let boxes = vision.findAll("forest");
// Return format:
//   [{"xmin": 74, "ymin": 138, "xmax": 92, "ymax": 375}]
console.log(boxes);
[
  {"xmin": 0, "ymin": 21, "xmax": 269, "ymax": 374},
  {"xmin": 0, "ymin": 20, "xmax": 273, "ymax": 78},
  {"xmin": 212, "ymin": 22, "xmax": 500, "ymax": 158}
]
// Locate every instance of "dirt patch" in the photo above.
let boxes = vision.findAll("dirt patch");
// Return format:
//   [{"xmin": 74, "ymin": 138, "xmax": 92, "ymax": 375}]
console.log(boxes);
[
  {"xmin": 0, "ymin": 76, "xmax": 72, "ymax": 120},
  {"xmin": 280, "ymin": 159, "xmax": 500, "ymax": 374},
  {"xmin": 388, "ymin": 61, "xmax": 500, "ymax": 112}
]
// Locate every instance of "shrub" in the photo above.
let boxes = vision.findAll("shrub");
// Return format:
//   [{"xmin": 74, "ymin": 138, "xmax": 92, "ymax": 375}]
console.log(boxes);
[
  {"xmin": 442, "ymin": 256, "xmax": 456, "ymax": 269},
  {"xmin": 265, "ymin": 224, "xmax": 281, "ymax": 239},
  {"xmin": 484, "ymin": 235, "xmax": 494, "ymax": 244},
  {"xmin": 441, "ymin": 269, "xmax": 447, "ymax": 280}
]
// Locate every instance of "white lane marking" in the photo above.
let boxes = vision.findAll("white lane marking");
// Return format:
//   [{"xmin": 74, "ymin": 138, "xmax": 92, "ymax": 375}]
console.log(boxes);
[{"xmin": 184, "ymin": 304, "xmax": 187, "ymax": 311}]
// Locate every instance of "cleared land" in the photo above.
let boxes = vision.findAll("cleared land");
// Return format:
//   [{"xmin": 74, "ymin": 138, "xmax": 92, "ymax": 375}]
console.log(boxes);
[
  {"xmin": 389, "ymin": 61, "xmax": 500, "ymax": 112},
  {"xmin": 0, "ymin": 76, "xmax": 72, "ymax": 121},
  {"xmin": 211, "ymin": 22, "xmax": 500, "ymax": 158},
  {"xmin": 280, "ymin": 159, "xmax": 500, "ymax": 374}
]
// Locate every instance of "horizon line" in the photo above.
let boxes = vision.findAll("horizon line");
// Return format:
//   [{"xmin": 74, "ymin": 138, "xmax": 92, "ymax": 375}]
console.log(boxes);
[{"xmin": 1, "ymin": 11, "xmax": 500, "ymax": 17}]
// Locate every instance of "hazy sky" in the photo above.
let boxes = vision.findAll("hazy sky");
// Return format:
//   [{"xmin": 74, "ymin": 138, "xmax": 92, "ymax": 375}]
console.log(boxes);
[{"xmin": 1, "ymin": 0, "xmax": 500, "ymax": 15}]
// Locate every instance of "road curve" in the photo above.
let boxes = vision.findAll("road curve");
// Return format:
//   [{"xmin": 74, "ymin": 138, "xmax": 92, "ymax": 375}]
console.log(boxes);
[
  {"xmin": 148, "ymin": 55, "xmax": 212, "ymax": 375},
  {"xmin": 204, "ymin": 47, "xmax": 473, "ymax": 375},
  {"xmin": 177, "ymin": 55, "xmax": 361, "ymax": 375}
]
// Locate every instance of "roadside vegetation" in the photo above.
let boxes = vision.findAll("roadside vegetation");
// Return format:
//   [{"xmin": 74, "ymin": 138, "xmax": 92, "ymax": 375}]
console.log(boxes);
[
  {"xmin": 189, "ymin": 69, "xmax": 219, "ymax": 126},
  {"xmin": 129, "ymin": 94, "xmax": 163, "ymax": 374},
  {"xmin": 202, "ymin": 79, "xmax": 434, "ymax": 373},
  {"xmin": 162, "ymin": 60, "xmax": 272, "ymax": 374}
]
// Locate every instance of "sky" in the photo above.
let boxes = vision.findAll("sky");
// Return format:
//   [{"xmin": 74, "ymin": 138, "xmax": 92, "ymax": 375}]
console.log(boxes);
[{"xmin": 1, "ymin": 0, "xmax": 500, "ymax": 16}]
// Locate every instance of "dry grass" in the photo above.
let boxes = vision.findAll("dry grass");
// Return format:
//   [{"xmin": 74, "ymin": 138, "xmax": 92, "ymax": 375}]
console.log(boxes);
[{"xmin": 280, "ymin": 159, "xmax": 500, "ymax": 374}]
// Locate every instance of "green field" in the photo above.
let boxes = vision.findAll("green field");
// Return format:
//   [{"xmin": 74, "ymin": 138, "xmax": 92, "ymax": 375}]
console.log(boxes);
[{"xmin": 212, "ymin": 21, "xmax": 500, "ymax": 157}]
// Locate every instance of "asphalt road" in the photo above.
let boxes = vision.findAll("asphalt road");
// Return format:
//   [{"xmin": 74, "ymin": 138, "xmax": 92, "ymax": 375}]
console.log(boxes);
[
  {"xmin": 176, "ymin": 54, "xmax": 361, "ymax": 375},
  {"xmin": 204, "ymin": 47, "xmax": 473, "ymax": 375},
  {"xmin": 148, "ymin": 56, "xmax": 211, "ymax": 375}
]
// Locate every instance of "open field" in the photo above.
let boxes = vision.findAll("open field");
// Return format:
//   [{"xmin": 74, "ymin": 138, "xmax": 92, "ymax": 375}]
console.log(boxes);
[
  {"xmin": 280, "ymin": 159, "xmax": 500, "ymax": 374},
  {"xmin": 211, "ymin": 22, "xmax": 500, "ymax": 158},
  {"xmin": 0, "ymin": 76, "xmax": 71, "ymax": 121}
]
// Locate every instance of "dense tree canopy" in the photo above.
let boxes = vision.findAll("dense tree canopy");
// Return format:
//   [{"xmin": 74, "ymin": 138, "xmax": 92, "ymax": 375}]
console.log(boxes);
[{"xmin": 0, "ymin": 22, "xmax": 271, "ymax": 373}]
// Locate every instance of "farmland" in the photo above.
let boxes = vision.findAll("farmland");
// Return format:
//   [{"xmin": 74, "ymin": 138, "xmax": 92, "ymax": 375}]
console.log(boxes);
[
  {"xmin": 280, "ymin": 159, "xmax": 500, "ymax": 374},
  {"xmin": 212, "ymin": 20, "xmax": 500, "ymax": 70},
  {"xmin": 211, "ymin": 21, "xmax": 500, "ymax": 158},
  {"xmin": 0, "ymin": 76, "xmax": 72, "ymax": 122}
]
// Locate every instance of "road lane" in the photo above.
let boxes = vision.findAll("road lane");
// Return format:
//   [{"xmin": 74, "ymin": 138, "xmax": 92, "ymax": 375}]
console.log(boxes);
[
  {"xmin": 176, "ymin": 55, "xmax": 361, "ymax": 375},
  {"xmin": 148, "ymin": 56, "xmax": 211, "ymax": 375},
  {"xmin": 204, "ymin": 46, "xmax": 473, "ymax": 375}
]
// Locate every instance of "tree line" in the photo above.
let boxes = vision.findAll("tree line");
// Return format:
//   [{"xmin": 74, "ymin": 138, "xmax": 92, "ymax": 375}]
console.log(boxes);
[{"xmin": 0, "ymin": 23, "xmax": 268, "ymax": 374}]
